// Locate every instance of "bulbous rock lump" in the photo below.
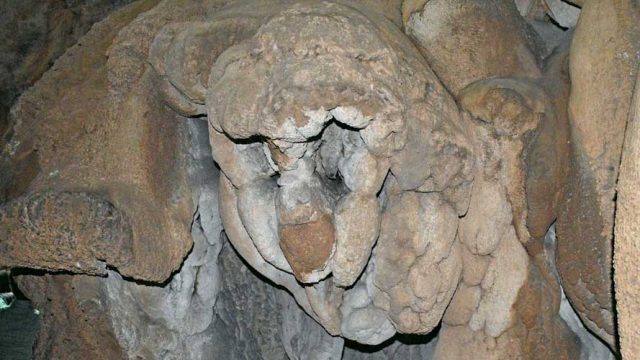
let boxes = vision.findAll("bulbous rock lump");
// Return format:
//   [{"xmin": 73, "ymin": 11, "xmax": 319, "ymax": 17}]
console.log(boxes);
[
  {"xmin": 150, "ymin": 0, "xmax": 473, "ymax": 345},
  {"xmin": 146, "ymin": 2, "xmax": 597, "ymax": 357}
]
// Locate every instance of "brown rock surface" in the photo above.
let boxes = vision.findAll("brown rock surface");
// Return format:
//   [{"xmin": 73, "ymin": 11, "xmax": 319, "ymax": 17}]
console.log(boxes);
[
  {"xmin": 0, "ymin": 192, "xmax": 132, "ymax": 274},
  {"xmin": 0, "ymin": 0, "xmax": 219, "ymax": 282},
  {"xmin": 0, "ymin": 0, "xmax": 635, "ymax": 358},
  {"xmin": 615, "ymin": 68, "xmax": 640, "ymax": 359},
  {"xmin": 556, "ymin": 0, "xmax": 640, "ymax": 349},
  {"xmin": 14, "ymin": 273, "xmax": 125, "ymax": 360},
  {"xmin": 279, "ymin": 213, "xmax": 335, "ymax": 281},
  {"xmin": 405, "ymin": 1, "xmax": 585, "ymax": 358},
  {"xmin": 0, "ymin": 0, "xmax": 136, "ymax": 134},
  {"xmin": 404, "ymin": 0, "xmax": 544, "ymax": 96}
]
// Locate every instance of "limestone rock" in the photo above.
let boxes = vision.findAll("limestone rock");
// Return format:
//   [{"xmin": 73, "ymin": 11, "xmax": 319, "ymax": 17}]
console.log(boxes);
[
  {"xmin": 614, "ymin": 58, "xmax": 640, "ymax": 360},
  {"xmin": 0, "ymin": 0, "xmax": 136, "ymax": 134},
  {"xmin": 556, "ymin": 0, "xmax": 640, "ymax": 349},
  {"xmin": 160, "ymin": 0, "xmax": 471, "ymax": 344},
  {"xmin": 15, "ymin": 274, "xmax": 125, "ymax": 360},
  {"xmin": 342, "ymin": 334, "xmax": 438, "ymax": 360},
  {"xmin": 373, "ymin": 192, "xmax": 461, "ymax": 334},
  {"xmin": 0, "ymin": 0, "xmax": 636, "ymax": 358},
  {"xmin": 405, "ymin": 0, "xmax": 544, "ymax": 96},
  {"xmin": 0, "ymin": 0, "xmax": 214, "ymax": 282}
]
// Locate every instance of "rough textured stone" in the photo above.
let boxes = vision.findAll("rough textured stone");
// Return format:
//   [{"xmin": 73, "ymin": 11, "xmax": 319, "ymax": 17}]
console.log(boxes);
[
  {"xmin": 102, "ymin": 117, "xmax": 223, "ymax": 360},
  {"xmin": 140, "ymin": 0, "xmax": 599, "ymax": 356},
  {"xmin": 405, "ymin": 0, "xmax": 544, "ymax": 96},
  {"xmin": 0, "ymin": 191, "xmax": 133, "ymax": 274},
  {"xmin": 556, "ymin": 0, "xmax": 640, "ymax": 349},
  {"xmin": 12, "ymin": 110, "xmax": 344, "ymax": 360},
  {"xmin": 1, "ymin": 0, "xmax": 637, "ymax": 358},
  {"xmin": 342, "ymin": 334, "xmax": 438, "ymax": 360},
  {"xmin": 404, "ymin": 2, "xmax": 586, "ymax": 358},
  {"xmin": 615, "ymin": 63, "xmax": 640, "ymax": 360},
  {"xmin": 516, "ymin": 0, "xmax": 580, "ymax": 28},
  {"xmin": 158, "ymin": 0, "xmax": 472, "ymax": 345},
  {"xmin": 15, "ymin": 273, "xmax": 126, "ymax": 360},
  {"xmin": 373, "ymin": 191, "xmax": 461, "ymax": 334},
  {"xmin": 546, "ymin": 226, "xmax": 615, "ymax": 360},
  {"xmin": 0, "ymin": 0, "xmax": 135, "ymax": 133},
  {"xmin": 212, "ymin": 240, "xmax": 344, "ymax": 360},
  {"xmin": 0, "ymin": 0, "xmax": 218, "ymax": 282}
]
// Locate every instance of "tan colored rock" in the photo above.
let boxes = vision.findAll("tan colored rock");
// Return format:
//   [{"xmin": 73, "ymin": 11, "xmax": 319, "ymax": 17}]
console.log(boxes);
[
  {"xmin": 443, "ymin": 283, "xmax": 481, "ymax": 326},
  {"xmin": 144, "ymin": 0, "xmax": 583, "ymax": 352},
  {"xmin": 525, "ymin": 44, "xmax": 571, "ymax": 243},
  {"xmin": 460, "ymin": 245, "xmax": 490, "ymax": 286},
  {"xmin": 151, "ymin": 0, "xmax": 473, "ymax": 343},
  {"xmin": 457, "ymin": 179, "xmax": 511, "ymax": 255},
  {"xmin": 405, "ymin": 0, "xmax": 544, "ymax": 96},
  {"xmin": 556, "ymin": 0, "xmax": 640, "ymax": 348},
  {"xmin": 333, "ymin": 194, "xmax": 380, "ymax": 286},
  {"xmin": 470, "ymin": 229, "xmax": 528, "ymax": 338},
  {"xmin": 2, "ymin": 0, "xmax": 628, "ymax": 356},
  {"xmin": 409, "ymin": 14, "xmax": 578, "ymax": 355},
  {"xmin": 374, "ymin": 191, "xmax": 461, "ymax": 334},
  {"xmin": 615, "ymin": 70, "xmax": 640, "ymax": 359}
]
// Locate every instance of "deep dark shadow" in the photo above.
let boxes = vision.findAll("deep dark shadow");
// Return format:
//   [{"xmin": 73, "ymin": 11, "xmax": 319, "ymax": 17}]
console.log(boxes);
[{"xmin": 344, "ymin": 324, "xmax": 440, "ymax": 354}]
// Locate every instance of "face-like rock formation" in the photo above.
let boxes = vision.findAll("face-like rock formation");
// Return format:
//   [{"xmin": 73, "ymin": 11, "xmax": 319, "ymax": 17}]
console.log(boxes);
[
  {"xmin": 0, "ymin": 0, "xmax": 637, "ymax": 359},
  {"xmin": 144, "ymin": 1, "xmax": 595, "ymax": 357},
  {"xmin": 149, "ymin": 0, "xmax": 475, "ymax": 344}
]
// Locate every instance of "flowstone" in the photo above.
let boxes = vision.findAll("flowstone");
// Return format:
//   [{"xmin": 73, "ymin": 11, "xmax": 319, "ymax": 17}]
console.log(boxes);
[{"xmin": 1, "ymin": 0, "xmax": 637, "ymax": 359}]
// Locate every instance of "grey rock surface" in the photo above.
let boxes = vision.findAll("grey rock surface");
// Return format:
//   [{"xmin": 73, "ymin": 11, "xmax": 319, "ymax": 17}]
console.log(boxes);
[
  {"xmin": 102, "ymin": 117, "xmax": 345, "ymax": 360},
  {"xmin": 209, "ymin": 239, "xmax": 344, "ymax": 360},
  {"xmin": 103, "ymin": 118, "xmax": 224, "ymax": 359}
]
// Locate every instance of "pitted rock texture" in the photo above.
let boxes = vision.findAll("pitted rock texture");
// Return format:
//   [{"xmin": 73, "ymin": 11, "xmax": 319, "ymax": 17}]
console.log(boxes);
[
  {"xmin": 405, "ymin": 0, "xmax": 545, "ymax": 96},
  {"xmin": 0, "ymin": 0, "xmax": 135, "ymax": 136},
  {"xmin": 0, "ymin": 0, "xmax": 211, "ymax": 282},
  {"xmin": 342, "ymin": 334, "xmax": 438, "ymax": 360},
  {"xmin": 0, "ymin": 191, "xmax": 133, "ymax": 274},
  {"xmin": 615, "ymin": 52, "xmax": 640, "ymax": 360},
  {"xmin": 15, "ymin": 273, "xmax": 126, "ymax": 360},
  {"xmin": 372, "ymin": 191, "xmax": 461, "ymax": 334},
  {"xmin": 12, "ymin": 101, "xmax": 343, "ymax": 360},
  {"xmin": 556, "ymin": 0, "xmax": 640, "ymax": 350},
  {"xmin": 102, "ymin": 117, "xmax": 224, "ymax": 360},
  {"xmin": 150, "ymin": 0, "xmax": 474, "ymax": 345},
  {"xmin": 143, "ymin": 0, "xmax": 600, "ymax": 356},
  {"xmin": 1, "ymin": 0, "xmax": 636, "ymax": 358}
]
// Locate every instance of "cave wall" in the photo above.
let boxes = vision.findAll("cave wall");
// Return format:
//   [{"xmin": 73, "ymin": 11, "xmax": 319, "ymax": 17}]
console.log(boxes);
[
  {"xmin": 0, "ymin": 0, "xmax": 136, "ymax": 140},
  {"xmin": 0, "ymin": 0, "xmax": 638, "ymax": 359}
]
